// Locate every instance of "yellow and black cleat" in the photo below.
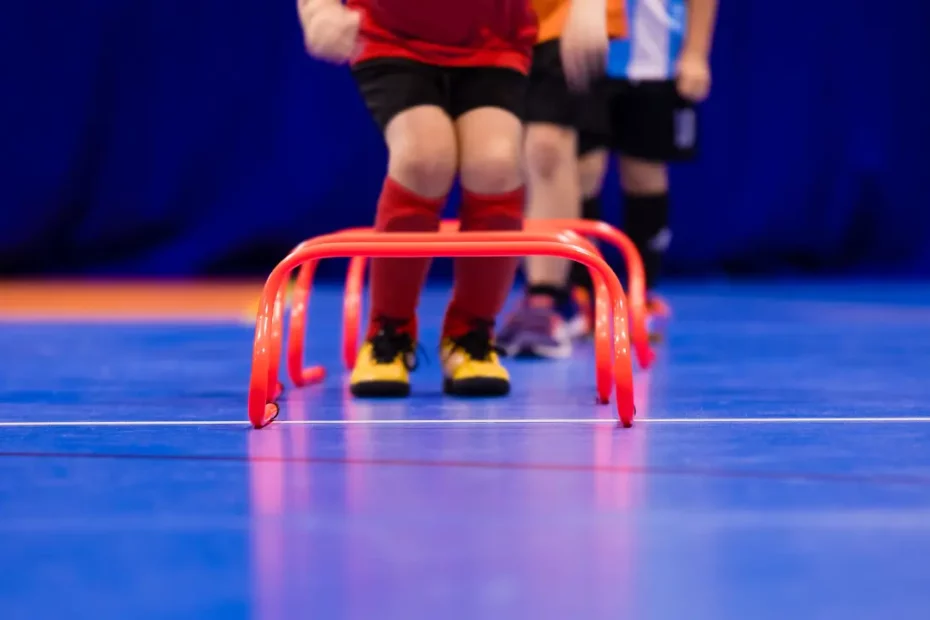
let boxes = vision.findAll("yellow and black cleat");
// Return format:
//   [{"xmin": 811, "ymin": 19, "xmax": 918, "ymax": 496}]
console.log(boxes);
[
  {"xmin": 349, "ymin": 320, "xmax": 417, "ymax": 398},
  {"xmin": 441, "ymin": 322, "xmax": 510, "ymax": 397}
]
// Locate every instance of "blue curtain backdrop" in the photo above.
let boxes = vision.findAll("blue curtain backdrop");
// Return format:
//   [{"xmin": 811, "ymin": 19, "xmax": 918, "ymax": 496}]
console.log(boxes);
[{"xmin": 2, "ymin": 0, "xmax": 929, "ymax": 277}]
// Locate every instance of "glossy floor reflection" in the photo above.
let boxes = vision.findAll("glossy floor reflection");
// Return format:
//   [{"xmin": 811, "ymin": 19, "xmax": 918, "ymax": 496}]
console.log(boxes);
[{"xmin": 2, "ymin": 282, "xmax": 930, "ymax": 619}]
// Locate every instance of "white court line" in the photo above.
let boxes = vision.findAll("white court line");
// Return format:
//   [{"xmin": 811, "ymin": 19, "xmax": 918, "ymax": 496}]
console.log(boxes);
[{"xmin": 0, "ymin": 416, "xmax": 929, "ymax": 428}]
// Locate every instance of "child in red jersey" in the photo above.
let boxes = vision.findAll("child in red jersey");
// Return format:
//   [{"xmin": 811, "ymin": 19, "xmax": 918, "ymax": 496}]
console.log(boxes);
[{"xmin": 299, "ymin": 0, "xmax": 607, "ymax": 397}]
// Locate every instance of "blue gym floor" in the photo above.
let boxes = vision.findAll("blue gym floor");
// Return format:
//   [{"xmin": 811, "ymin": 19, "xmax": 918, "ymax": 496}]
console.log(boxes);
[{"xmin": 2, "ymin": 281, "xmax": 930, "ymax": 620}]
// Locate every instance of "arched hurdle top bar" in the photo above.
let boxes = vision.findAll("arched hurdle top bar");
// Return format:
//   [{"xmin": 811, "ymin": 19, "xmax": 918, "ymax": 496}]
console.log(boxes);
[
  {"xmin": 266, "ymin": 231, "xmax": 626, "ymax": 324},
  {"xmin": 335, "ymin": 219, "xmax": 653, "ymax": 369},
  {"xmin": 287, "ymin": 229, "xmax": 592, "ymax": 259}
]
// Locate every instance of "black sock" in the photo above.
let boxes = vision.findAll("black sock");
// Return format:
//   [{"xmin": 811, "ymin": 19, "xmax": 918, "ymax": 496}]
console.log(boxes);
[
  {"xmin": 568, "ymin": 195, "xmax": 602, "ymax": 292},
  {"xmin": 580, "ymin": 194, "xmax": 600, "ymax": 221},
  {"xmin": 624, "ymin": 193, "xmax": 670, "ymax": 292}
]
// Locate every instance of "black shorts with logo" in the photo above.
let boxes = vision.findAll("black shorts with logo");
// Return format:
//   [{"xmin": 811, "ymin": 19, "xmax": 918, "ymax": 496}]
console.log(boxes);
[
  {"xmin": 606, "ymin": 79, "xmax": 698, "ymax": 162},
  {"xmin": 525, "ymin": 40, "xmax": 699, "ymax": 161}
]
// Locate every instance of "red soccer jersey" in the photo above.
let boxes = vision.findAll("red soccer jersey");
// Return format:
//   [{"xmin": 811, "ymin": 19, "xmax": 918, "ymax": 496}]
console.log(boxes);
[{"xmin": 347, "ymin": 0, "xmax": 538, "ymax": 74}]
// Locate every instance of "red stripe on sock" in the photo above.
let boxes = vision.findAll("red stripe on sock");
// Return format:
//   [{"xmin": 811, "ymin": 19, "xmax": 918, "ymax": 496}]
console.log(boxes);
[
  {"xmin": 368, "ymin": 176, "xmax": 445, "ymax": 338},
  {"xmin": 444, "ymin": 186, "xmax": 525, "ymax": 339}
]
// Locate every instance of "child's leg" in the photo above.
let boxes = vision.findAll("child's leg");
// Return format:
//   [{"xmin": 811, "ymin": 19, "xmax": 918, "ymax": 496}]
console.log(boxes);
[
  {"xmin": 499, "ymin": 55, "xmax": 582, "ymax": 359},
  {"xmin": 369, "ymin": 105, "xmax": 457, "ymax": 333},
  {"xmin": 609, "ymin": 79, "xmax": 699, "ymax": 340},
  {"xmin": 568, "ymin": 147, "xmax": 609, "ymax": 295},
  {"xmin": 350, "ymin": 61, "xmax": 458, "ymax": 396},
  {"xmin": 521, "ymin": 42, "xmax": 611, "ymax": 296},
  {"xmin": 523, "ymin": 123, "xmax": 581, "ymax": 290},
  {"xmin": 618, "ymin": 156, "xmax": 670, "ymax": 294},
  {"xmin": 611, "ymin": 79, "xmax": 701, "ymax": 298},
  {"xmin": 438, "ymin": 67, "xmax": 526, "ymax": 395},
  {"xmin": 445, "ymin": 106, "xmax": 525, "ymax": 339},
  {"xmin": 580, "ymin": 148, "xmax": 610, "ymax": 204},
  {"xmin": 497, "ymin": 42, "xmax": 611, "ymax": 358}
]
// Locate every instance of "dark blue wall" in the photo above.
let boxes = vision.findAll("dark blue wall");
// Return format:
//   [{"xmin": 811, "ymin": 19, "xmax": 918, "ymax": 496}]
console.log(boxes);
[{"xmin": 2, "ymin": 1, "xmax": 929, "ymax": 277}]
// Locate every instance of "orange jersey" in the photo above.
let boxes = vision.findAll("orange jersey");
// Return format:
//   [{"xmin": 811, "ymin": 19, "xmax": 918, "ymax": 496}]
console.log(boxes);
[{"xmin": 533, "ymin": 0, "xmax": 627, "ymax": 43}]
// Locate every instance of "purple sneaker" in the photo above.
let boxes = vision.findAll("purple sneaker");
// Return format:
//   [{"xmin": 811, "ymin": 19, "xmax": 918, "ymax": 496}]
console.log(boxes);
[{"xmin": 497, "ymin": 298, "xmax": 572, "ymax": 359}]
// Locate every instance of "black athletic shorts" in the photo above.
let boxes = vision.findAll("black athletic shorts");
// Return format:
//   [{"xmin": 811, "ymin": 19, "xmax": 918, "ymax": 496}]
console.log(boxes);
[
  {"xmin": 606, "ymin": 79, "xmax": 699, "ymax": 162},
  {"xmin": 525, "ymin": 40, "xmax": 611, "ymax": 156},
  {"xmin": 525, "ymin": 40, "xmax": 700, "ymax": 161},
  {"xmin": 352, "ymin": 58, "xmax": 528, "ymax": 131}
]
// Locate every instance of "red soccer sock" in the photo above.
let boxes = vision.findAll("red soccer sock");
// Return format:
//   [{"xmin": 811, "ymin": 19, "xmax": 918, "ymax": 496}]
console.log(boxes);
[
  {"xmin": 444, "ymin": 186, "xmax": 525, "ymax": 339},
  {"xmin": 368, "ymin": 176, "xmax": 445, "ymax": 339}
]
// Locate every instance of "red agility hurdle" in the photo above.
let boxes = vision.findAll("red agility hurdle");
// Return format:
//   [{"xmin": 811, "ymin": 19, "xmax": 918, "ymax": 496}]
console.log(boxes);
[
  {"xmin": 287, "ymin": 230, "xmax": 616, "ymax": 409},
  {"xmin": 336, "ymin": 219, "xmax": 654, "ymax": 371},
  {"xmin": 250, "ymin": 229, "xmax": 636, "ymax": 429}
]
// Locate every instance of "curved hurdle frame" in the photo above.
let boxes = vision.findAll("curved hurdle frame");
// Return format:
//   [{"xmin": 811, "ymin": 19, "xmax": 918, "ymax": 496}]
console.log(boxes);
[
  {"xmin": 337, "ymin": 219, "xmax": 654, "ymax": 371},
  {"xmin": 250, "ymin": 230, "xmax": 636, "ymax": 430}
]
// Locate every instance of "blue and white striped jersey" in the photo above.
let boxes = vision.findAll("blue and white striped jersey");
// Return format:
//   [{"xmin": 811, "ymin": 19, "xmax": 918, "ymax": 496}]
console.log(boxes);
[{"xmin": 607, "ymin": 0, "xmax": 687, "ymax": 80}]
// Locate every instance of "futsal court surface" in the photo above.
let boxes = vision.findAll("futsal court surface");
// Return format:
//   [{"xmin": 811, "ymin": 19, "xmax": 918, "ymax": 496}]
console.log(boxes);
[{"xmin": 1, "ymin": 280, "xmax": 929, "ymax": 619}]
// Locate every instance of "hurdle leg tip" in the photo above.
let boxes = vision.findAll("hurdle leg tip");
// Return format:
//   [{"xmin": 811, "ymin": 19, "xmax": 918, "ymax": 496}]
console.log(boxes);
[
  {"xmin": 261, "ymin": 402, "xmax": 281, "ymax": 428},
  {"xmin": 302, "ymin": 366, "xmax": 326, "ymax": 385},
  {"xmin": 618, "ymin": 406, "xmax": 636, "ymax": 428}
]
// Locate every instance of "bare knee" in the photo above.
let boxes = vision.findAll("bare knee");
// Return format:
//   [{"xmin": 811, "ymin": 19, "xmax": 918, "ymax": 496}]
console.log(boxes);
[
  {"xmin": 459, "ymin": 141, "xmax": 522, "ymax": 194},
  {"xmin": 457, "ymin": 108, "xmax": 523, "ymax": 194},
  {"xmin": 385, "ymin": 106, "xmax": 458, "ymax": 198},
  {"xmin": 389, "ymin": 148, "xmax": 457, "ymax": 198},
  {"xmin": 619, "ymin": 156, "xmax": 668, "ymax": 195},
  {"xmin": 524, "ymin": 124, "xmax": 576, "ymax": 181}
]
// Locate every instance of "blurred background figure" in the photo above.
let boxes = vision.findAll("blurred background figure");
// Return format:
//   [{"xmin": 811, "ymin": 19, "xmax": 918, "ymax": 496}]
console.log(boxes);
[
  {"xmin": 566, "ymin": 0, "xmax": 716, "ymax": 345},
  {"xmin": 495, "ymin": 0, "xmax": 626, "ymax": 361},
  {"xmin": 498, "ymin": 0, "xmax": 716, "ymax": 361},
  {"xmin": 1, "ymin": 1, "xmax": 929, "ymax": 285}
]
